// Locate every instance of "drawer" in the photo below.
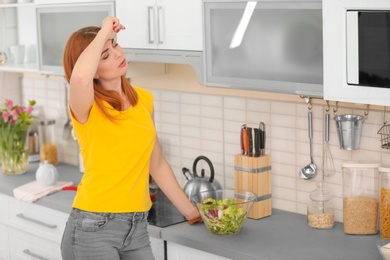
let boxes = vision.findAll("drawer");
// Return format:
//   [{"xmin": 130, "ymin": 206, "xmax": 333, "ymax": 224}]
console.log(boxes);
[
  {"xmin": 8, "ymin": 199, "xmax": 68, "ymax": 244},
  {"xmin": 9, "ymin": 227, "xmax": 61, "ymax": 260},
  {"xmin": 0, "ymin": 223, "xmax": 10, "ymax": 260}
]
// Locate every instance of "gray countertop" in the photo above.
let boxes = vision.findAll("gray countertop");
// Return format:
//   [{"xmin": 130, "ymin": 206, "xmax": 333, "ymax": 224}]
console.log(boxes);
[
  {"xmin": 0, "ymin": 163, "xmax": 383, "ymax": 260},
  {"xmin": 162, "ymin": 210, "xmax": 382, "ymax": 260},
  {"xmin": 0, "ymin": 162, "xmax": 81, "ymax": 214}
]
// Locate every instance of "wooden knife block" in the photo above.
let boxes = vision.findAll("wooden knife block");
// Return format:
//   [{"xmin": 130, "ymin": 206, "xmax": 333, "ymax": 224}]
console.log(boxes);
[{"xmin": 234, "ymin": 154, "xmax": 272, "ymax": 220}]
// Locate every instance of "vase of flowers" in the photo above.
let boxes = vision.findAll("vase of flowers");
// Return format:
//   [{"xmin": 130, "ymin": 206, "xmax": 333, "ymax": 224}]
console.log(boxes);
[{"xmin": 0, "ymin": 99, "xmax": 36, "ymax": 175}]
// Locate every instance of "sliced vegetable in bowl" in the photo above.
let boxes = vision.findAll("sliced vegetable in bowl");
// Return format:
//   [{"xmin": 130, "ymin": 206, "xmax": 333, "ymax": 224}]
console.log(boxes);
[{"xmin": 191, "ymin": 189, "xmax": 256, "ymax": 235}]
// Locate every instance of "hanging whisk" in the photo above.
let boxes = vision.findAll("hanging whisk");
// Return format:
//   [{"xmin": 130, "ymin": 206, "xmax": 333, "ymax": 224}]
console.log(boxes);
[{"xmin": 322, "ymin": 102, "xmax": 335, "ymax": 178}]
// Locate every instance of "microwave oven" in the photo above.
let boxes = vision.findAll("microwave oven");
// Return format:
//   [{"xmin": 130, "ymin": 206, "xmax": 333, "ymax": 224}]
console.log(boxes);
[
  {"xmin": 323, "ymin": 0, "xmax": 390, "ymax": 106},
  {"xmin": 36, "ymin": 2, "xmax": 114, "ymax": 75},
  {"xmin": 202, "ymin": 0, "xmax": 323, "ymax": 97}
]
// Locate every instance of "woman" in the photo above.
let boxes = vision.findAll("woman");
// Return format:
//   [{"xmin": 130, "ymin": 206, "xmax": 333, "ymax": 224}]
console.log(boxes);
[{"xmin": 61, "ymin": 16, "xmax": 200, "ymax": 260}]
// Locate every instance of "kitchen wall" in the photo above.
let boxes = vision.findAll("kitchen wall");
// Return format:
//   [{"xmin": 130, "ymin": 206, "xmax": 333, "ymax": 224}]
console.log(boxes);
[{"xmin": 12, "ymin": 64, "xmax": 390, "ymax": 223}]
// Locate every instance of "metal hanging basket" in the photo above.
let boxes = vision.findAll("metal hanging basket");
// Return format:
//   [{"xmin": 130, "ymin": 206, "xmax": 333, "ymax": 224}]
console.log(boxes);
[
  {"xmin": 377, "ymin": 107, "xmax": 390, "ymax": 149},
  {"xmin": 378, "ymin": 124, "xmax": 390, "ymax": 149}
]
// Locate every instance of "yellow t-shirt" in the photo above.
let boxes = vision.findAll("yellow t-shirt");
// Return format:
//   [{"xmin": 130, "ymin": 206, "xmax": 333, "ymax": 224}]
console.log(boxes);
[{"xmin": 70, "ymin": 86, "xmax": 156, "ymax": 213}]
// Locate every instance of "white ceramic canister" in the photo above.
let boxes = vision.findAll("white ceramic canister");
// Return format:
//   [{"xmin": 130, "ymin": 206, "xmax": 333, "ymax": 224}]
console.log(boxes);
[{"xmin": 36, "ymin": 161, "xmax": 58, "ymax": 186}]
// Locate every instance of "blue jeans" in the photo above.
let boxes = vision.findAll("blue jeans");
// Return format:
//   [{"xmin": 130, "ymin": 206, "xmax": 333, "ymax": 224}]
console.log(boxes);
[{"xmin": 61, "ymin": 208, "xmax": 155, "ymax": 260}]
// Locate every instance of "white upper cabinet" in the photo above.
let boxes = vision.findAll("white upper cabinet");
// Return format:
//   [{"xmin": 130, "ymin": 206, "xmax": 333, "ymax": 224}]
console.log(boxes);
[{"xmin": 115, "ymin": 0, "xmax": 202, "ymax": 51}]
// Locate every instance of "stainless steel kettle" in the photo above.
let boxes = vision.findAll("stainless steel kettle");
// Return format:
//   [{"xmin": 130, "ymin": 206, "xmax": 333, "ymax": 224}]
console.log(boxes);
[{"xmin": 182, "ymin": 155, "xmax": 222, "ymax": 199}]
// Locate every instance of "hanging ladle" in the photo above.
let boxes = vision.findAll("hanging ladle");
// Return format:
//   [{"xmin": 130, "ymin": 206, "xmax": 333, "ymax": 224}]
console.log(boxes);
[{"xmin": 300, "ymin": 110, "xmax": 317, "ymax": 180}]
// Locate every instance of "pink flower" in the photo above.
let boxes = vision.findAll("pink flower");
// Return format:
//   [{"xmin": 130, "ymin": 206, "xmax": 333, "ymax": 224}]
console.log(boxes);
[
  {"xmin": 6, "ymin": 100, "xmax": 12, "ymax": 110},
  {"xmin": 26, "ymin": 105, "xmax": 33, "ymax": 114},
  {"xmin": 2, "ymin": 111, "xmax": 8, "ymax": 123},
  {"xmin": 18, "ymin": 106, "xmax": 24, "ymax": 114},
  {"xmin": 11, "ymin": 109, "xmax": 18, "ymax": 121}
]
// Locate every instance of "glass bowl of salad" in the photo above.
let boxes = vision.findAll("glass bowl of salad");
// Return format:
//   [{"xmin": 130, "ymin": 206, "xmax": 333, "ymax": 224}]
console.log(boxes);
[{"xmin": 191, "ymin": 189, "xmax": 256, "ymax": 235}]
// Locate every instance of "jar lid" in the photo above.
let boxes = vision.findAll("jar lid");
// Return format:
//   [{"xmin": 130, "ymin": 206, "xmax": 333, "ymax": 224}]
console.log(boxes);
[
  {"xmin": 341, "ymin": 161, "xmax": 380, "ymax": 168},
  {"xmin": 309, "ymin": 182, "xmax": 332, "ymax": 202},
  {"xmin": 40, "ymin": 119, "xmax": 55, "ymax": 125}
]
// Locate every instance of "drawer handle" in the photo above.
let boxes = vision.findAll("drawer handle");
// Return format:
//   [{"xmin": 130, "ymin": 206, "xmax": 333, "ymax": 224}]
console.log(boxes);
[
  {"xmin": 23, "ymin": 249, "xmax": 51, "ymax": 260},
  {"xmin": 16, "ymin": 213, "xmax": 57, "ymax": 229}
]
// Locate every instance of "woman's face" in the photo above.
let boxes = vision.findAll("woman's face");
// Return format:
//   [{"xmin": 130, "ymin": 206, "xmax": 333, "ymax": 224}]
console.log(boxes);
[{"xmin": 95, "ymin": 38, "xmax": 128, "ymax": 82}]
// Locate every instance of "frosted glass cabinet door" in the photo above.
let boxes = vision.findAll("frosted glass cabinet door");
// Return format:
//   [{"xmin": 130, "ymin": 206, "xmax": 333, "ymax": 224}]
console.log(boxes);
[
  {"xmin": 203, "ymin": 1, "xmax": 323, "ymax": 96},
  {"xmin": 36, "ymin": 3, "xmax": 114, "ymax": 74},
  {"xmin": 116, "ymin": 0, "xmax": 202, "ymax": 50}
]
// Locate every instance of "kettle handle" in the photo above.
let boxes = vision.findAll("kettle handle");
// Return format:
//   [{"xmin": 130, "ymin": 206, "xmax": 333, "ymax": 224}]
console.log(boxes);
[{"xmin": 192, "ymin": 156, "xmax": 215, "ymax": 183}]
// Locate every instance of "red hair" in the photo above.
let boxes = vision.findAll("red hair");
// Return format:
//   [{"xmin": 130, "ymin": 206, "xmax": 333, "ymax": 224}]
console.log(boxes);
[{"xmin": 63, "ymin": 26, "xmax": 138, "ymax": 119}]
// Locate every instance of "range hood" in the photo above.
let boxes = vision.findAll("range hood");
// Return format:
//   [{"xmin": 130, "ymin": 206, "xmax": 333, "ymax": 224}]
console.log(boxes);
[{"xmin": 123, "ymin": 49, "xmax": 204, "ymax": 83}]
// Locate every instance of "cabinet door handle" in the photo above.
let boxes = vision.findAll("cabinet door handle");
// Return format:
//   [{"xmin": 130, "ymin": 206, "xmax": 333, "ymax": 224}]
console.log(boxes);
[
  {"xmin": 147, "ymin": 6, "xmax": 155, "ymax": 44},
  {"xmin": 16, "ymin": 213, "xmax": 57, "ymax": 229},
  {"xmin": 23, "ymin": 249, "xmax": 51, "ymax": 260},
  {"xmin": 157, "ymin": 6, "xmax": 164, "ymax": 45}
]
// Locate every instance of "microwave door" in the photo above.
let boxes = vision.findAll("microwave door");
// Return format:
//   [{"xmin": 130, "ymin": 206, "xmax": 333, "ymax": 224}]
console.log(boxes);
[
  {"xmin": 346, "ymin": 11, "xmax": 360, "ymax": 85},
  {"xmin": 346, "ymin": 10, "xmax": 390, "ymax": 88}
]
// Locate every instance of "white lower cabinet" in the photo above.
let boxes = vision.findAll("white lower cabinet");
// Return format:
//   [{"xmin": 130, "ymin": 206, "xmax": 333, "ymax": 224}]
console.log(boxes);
[
  {"xmin": 0, "ymin": 194, "xmax": 68, "ymax": 260},
  {"xmin": 0, "ymin": 223, "xmax": 10, "ymax": 260},
  {"xmin": 150, "ymin": 236, "xmax": 164, "ymax": 260},
  {"xmin": 0, "ymin": 195, "xmax": 10, "ymax": 260},
  {"xmin": 7, "ymin": 199, "xmax": 68, "ymax": 244},
  {"xmin": 167, "ymin": 242, "xmax": 231, "ymax": 260},
  {"xmin": 9, "ymin": 227, "xmax": 61, "ymax": 260}
]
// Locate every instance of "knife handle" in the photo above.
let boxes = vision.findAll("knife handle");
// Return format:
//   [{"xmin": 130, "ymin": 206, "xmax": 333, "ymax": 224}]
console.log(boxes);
[
  {"xmin": 243, "ymin": 128, "xmax": 248, "ymax": 155},
  {"xmin": 254, "ymin": 128, "xmax": 260, "ymax": 157},
  {"xmin": 259, "ymin": 122, "xmax": 266, "ymax": 155},
  {"xmin": 241, "ymin": 124, "xmax": 246, "ymax": 155},
  {"xmin": 247, "ymin": 127, "xmax": 253, "ymax": 157}
]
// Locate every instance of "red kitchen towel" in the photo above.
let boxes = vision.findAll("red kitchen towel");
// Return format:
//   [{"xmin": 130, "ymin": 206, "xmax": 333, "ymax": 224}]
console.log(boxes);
[{"xmin": 13, "ymin": 181, "xmax": 73, "ymax": 203}]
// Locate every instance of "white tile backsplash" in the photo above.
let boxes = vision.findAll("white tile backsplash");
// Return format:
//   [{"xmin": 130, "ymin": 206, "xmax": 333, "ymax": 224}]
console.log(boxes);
[{"xmin": 17, "ymin": 75, "xmax": 390, "ymax": 222}]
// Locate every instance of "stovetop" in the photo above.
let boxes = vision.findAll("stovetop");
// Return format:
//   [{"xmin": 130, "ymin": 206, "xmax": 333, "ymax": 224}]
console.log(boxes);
[{"xmin": 148, "ymin": 188, "xmax": 186, "ymax": 228}]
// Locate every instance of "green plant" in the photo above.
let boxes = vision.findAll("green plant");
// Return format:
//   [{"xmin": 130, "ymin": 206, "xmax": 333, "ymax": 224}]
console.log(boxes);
[{"xmin": 0, "ymin": 99, "xmax": 36, "ymax": 174}]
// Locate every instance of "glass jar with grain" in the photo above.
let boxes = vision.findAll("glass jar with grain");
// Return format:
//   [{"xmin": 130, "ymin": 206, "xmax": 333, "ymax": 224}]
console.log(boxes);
[
  {"xmin": 307, "ymin": 182, "xmax": 334, "ymax": 229},
  {"xmin": 38, "ymin": 119, "xmax": 58, "ymax": 165},
  {"xmin": 379, "ymin": 166, "xmax": 390, "ymax": 239},
  {"xmin": 342, "ymin": 161, "xmax": 380, "ymax": 235}
]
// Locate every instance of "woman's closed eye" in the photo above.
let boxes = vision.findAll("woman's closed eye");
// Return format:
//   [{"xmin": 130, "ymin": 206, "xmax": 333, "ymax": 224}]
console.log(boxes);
[{"xmin": 101, "ymin": 40, "xmax": 119, "ymax": 60}]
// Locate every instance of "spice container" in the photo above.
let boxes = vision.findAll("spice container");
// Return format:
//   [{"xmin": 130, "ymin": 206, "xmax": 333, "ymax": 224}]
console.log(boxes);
[
  {"xmin": 379, "ymin": 166, "xmax": 390, "ymax": 239},
  {"xmin": 28, "ymin": 129, "xmax": 40, "ymax": 162},
  {"xmin": 307, "ymin": 182, "xmax": 334, "ymax": 229},
  {"xmin": 38, "ymin": 119, "xmax": 58, "ymax": 165},
  {"xmin": 342, "ymin": 161, "xmax": 380, "ymax": 235}
]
